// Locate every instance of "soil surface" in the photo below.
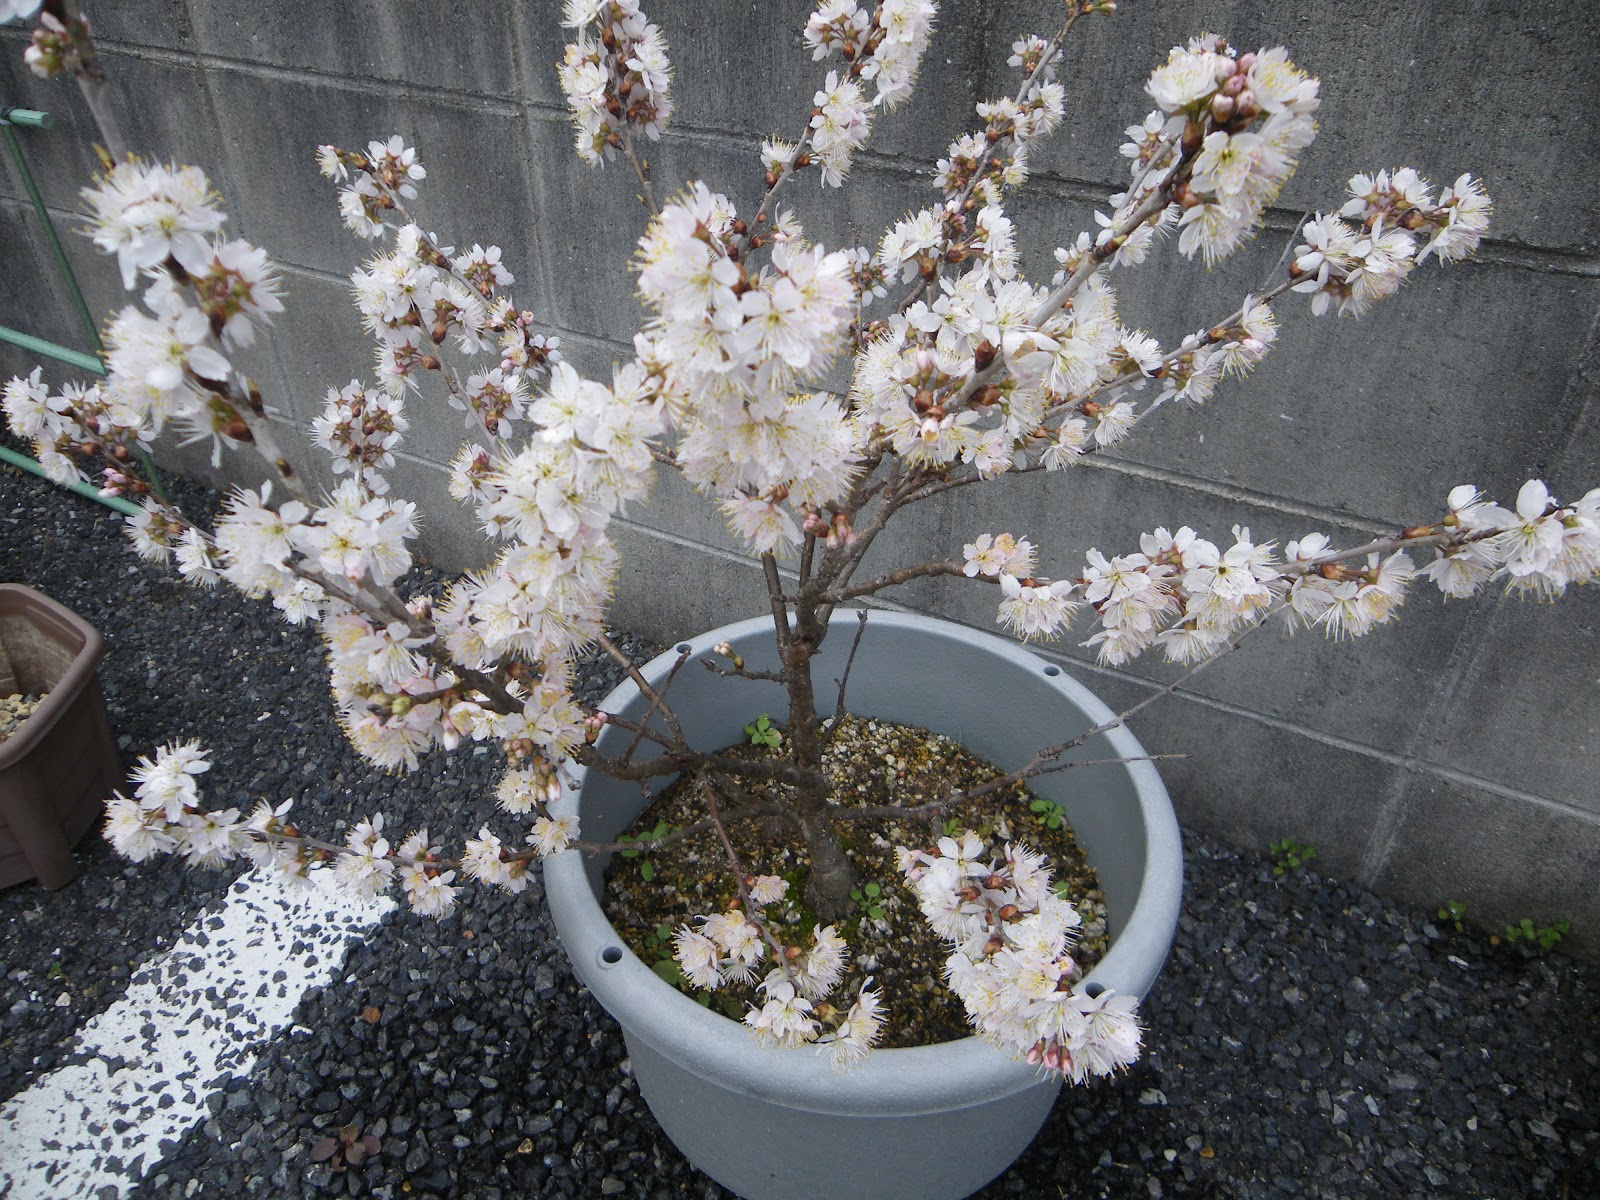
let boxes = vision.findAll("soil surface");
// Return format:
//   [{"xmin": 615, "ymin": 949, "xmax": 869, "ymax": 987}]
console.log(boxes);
[
  {"xmin": 0, "ymin": 692, "xmax": 43, "ymax": 744},
  {"xmin": 602, "ymin": 712, "xmax": 1109, "ymax": 1048}
]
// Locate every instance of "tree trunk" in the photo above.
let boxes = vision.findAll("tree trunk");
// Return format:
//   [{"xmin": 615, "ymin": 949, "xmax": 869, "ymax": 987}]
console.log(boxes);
[{"xmin": 782, "ymin": 600, "xmax": 856, "ymax": 921}]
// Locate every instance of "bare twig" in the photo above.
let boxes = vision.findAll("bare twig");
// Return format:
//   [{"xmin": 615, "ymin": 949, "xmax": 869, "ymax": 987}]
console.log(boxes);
[
  {"xmin": 818, "ymin": 609, "xmax": 869, "ymax": 748},
  {"xmin": 227, "ymin": 389, "xmax": 312, "ymax": 507},
  {"xmin": 898, "ymin": 460, "xmax": 1052, "ymax": 507},
  {"xmin": 700, "ymin": 775, "xmax": 798, "ymax": 985},
  {"xmin": 575, "ymin": 794, "xmax": 787, "ymax": 856},
  {"xmin": 47, "ymin": 0, "xmax": 129, "ymax": 164},
  {"xmin": 1262, "ymin": 212, "xmax": 1312, "ymax": 293},
  {"xmin": 817, "ymin": 559, "xmax": 967, "ymax": 606},
  {"xmin": 601, "ymin": 633, "xmax": 689, "ymax": 757},
  {"xmin": 940, "ymin": 617, "xmax": 1273, "ymax": 809},
  {"xmin": 798, "ymin": 533, "xmax": 818, "ymax": 591},
  {"xmin": 700, "ymin": 659, "xmax": 789, "ymax": 684},
  {"xmin": 586, "ymin": 708, "xmax": 679, "ymax": 758},
  {"xmin": 761, "ymin": 552, "xmax": 792, "ymax": 650},
  {"xmin": 577, "ymin": 743, "xmax": 828, "ymax": 789},
  {"xmin": 620, "ymin": 125, "xmax": 661, "ymax": 216}
]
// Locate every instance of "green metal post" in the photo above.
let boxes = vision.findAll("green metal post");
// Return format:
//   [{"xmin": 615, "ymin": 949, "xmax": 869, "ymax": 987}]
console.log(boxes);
[{"xmin": 2, "ymin": 120, "xmax": 100, "ymax": 350}]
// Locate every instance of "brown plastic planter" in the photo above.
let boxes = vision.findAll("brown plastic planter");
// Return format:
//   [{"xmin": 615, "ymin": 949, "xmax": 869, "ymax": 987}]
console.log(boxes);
[{"xmin": 0, "ymin": 583, "xmax": 120, "ymax": 889}]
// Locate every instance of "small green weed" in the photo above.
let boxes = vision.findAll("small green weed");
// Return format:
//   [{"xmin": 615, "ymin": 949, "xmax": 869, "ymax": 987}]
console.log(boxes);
[
  {"xmin": 1269, "ymin": 838, "xmax": 1317, "ymax": 876},
  {"xmin": 646, "ymin": 923, "xmax": 679, "ymax": 980},
  {"xmin": 1029, "ymin": 797, "xmax": 1069, "ymax": 830},
  {"xmin": 1502, "ymin": 917, "xmax": 1569, "ymax": 953},
  {"xmin": 618, "ymin": 819, "xmax": 671, "ymax": 882},
  {"xmin": 45, "ymin": 961, "xmax": 64, "ymax": 981},
  {"xmin": 1437, "ymin": 900, "xmax": 1468, "ymax": 934},
  {"xmin": 744, "ymin": 714, "xmax": 782, "ymax": 748},
  {"xmin": 850, "ymin": 880, "xmax": 886, "ymax": 921},
  {"xmin": 940, "ymin": 815, "xmax": 960, "ymax": 838}
]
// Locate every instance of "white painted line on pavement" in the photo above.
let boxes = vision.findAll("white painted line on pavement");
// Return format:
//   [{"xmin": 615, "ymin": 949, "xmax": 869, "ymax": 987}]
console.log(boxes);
[{"xmin": 0, "ymin": 867, "xmax": 394, "ymax": 1199}]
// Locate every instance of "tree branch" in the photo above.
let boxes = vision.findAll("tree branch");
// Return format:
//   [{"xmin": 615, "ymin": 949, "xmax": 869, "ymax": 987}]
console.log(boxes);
[
  {"xmin": 818, "ymin": 609, "xmax": 869, "ymax": 748},
  {"xmin": 599, "ymin": 632, "xmax": 689, "ymax": 754},
  {"xmin": 47, "ymin": 0, "xmax": 129, "ymax": 165},
  {"xmin": 620, "ymin": 124, "xmax": 661, "ymax": 217},
  {"xmin": 817, "ymin": 559, "xmax": 966, "ymax": 606},
  {"xmin": 700, "ymin": 775, "xmax": 799, "ymax": 985},
  {"xmin": 893, "ymin": 6, "xmax": 1088, "ymax": 314}
]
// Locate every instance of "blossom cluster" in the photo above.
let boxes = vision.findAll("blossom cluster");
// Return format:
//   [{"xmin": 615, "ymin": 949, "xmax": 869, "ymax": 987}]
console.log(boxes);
[
  {"xmin": 930, "ymin": 32, "xmax": 1066, "ymax": 205},
  {"xmin": 310, "ymin": 381, "xmax": 408, "ymax": 493},
  {"xmin": 22, "ymin": 11, "xmax": 69, "ymax": 77},
  {"xmin": 1292, "ymin": 168, "xmax": 1492, "ymax": 317},
  {"xmin": 1135, "ymin": 39, "xmax": 1322, "ymax": 266},
  {"xmin": 899, "ymin": 833, "xmax": 1141, "ymax": 1081},
  {"xmin": 3, "ymin": 369, "xmax": 145, "ymax": 491},
  {"xmin": 805, "ymin": 1, "xmax": 937, "ymax": 111},
  {"xmin": 633, "ymin": 183, "xmax": 863, "ymax": 551},
  {"xmin": 11, "ymin": 0, "xmax": 1594, "ymax": 1090},
  {"xmin": 767, "ymin": 1, "xmax": 936, "ymax": 188},
  {"xmin": 102, "ymin": 742, "xmax": 485, "ymax": 917},
  {"xmin": 966, "ymin": 477, "xmax": 1600, "ymax": 663},
  {"xmin": 671, "ymin": 876, "xmax": 886, "ymax": 1068},
  {"xmin": 845, "ymin": 32, "xmax": 1480, "ymax": 533},
  {"xmin": 318, "ymin": 135, "xmax": 426, "ymax": 241},
  {"xmin": 2, "ymin": 158, "xmax": 281, "ymax": 489},
  {"xmin": 1, "ymin": 130, "xmax": 656, "ymax": 876},
  {"xmin": 557, "ymin": 0, "xmax": 673, "ymax": 167},
  {"xmin": 843, "ymin": 39, "xmax": 1306, "ymax": 495}
]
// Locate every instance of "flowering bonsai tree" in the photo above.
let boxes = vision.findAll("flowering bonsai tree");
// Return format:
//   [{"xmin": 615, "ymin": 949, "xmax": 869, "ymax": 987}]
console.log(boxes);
[{"xmin": 3, "ymin": 0, "xmax": 1590, "ymax": 1085}]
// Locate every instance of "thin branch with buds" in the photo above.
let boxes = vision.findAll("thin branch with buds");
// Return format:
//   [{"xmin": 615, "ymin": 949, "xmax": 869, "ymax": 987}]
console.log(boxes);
[
  {"xmin": 700, "ymin": 658, "xmax": 789, "ymax": 684},
  {"xmin": 939, "ymin": 617, "xmax": 1273, "ymax": 809},
  {"xmin": 894, "ymin": 5, "xmax": 1091, "ymax": 314},
  {"xmin": 700, "ymin": 775, "xmax": 800, "ymax": 986}
]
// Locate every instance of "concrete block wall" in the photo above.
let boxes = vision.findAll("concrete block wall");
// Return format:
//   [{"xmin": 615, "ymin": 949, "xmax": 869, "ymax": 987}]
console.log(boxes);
[{"xmin": 2, "ymin": 2, "xmax": 1597, "ymax": 950}]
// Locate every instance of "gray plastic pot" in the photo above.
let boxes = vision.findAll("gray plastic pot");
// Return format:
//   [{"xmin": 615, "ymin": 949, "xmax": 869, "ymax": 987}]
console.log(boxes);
[{"xmin": 545, "ymin": 609, "xmax": 1183, "ymax": 1200}]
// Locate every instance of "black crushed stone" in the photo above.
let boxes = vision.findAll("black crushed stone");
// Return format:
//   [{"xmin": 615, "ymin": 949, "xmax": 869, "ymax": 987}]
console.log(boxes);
[{"xmin": 1, "ymin": 457, "xmax": 1597, "ymax": 1200}]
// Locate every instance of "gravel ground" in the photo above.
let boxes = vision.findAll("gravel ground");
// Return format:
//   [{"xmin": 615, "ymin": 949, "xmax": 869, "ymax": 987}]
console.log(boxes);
[{"xmin": 2, "ymin": 456, "xmax": 1598, "ymax": 1200}]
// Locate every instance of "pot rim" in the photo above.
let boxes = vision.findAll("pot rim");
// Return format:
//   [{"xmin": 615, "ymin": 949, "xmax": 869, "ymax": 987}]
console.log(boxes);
[{"xmin": 545, "ymin": 609, "xmax": 1182, "ymax": 1117}]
